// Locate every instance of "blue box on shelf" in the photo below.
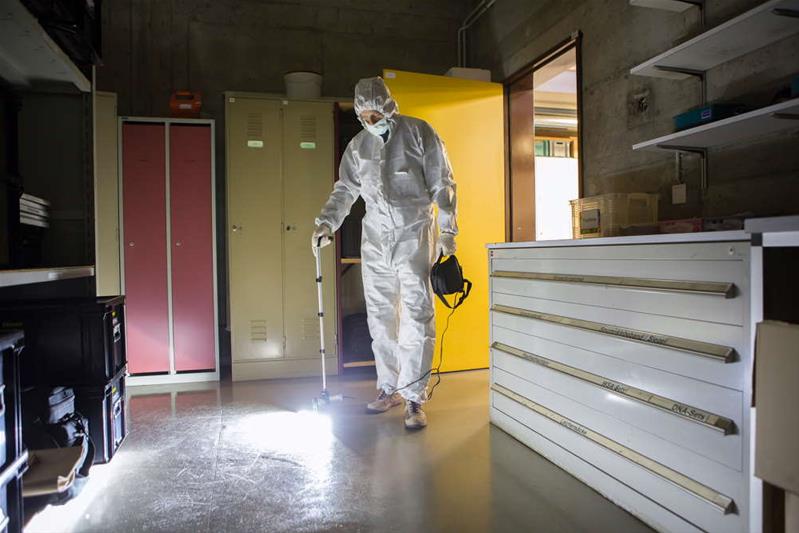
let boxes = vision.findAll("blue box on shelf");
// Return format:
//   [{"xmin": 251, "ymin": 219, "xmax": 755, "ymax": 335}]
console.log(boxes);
[{"xmin": 673, "ymin": 103, "xmax": 748, "ymax": 131}]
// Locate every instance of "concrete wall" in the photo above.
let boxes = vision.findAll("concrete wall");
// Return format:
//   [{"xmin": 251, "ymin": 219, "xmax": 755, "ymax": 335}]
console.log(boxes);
[
  {"xmin": 468, "ymin": 0, "xmax": 799, "ymax": 220},
  {"xmin": 97, "ymin": 0, "xmax": 466, "ymax": 114}
]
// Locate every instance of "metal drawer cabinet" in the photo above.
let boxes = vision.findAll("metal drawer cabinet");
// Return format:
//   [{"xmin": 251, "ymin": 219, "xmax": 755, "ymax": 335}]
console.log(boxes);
[
  {"xmin": 490, "ymin": 342, "xmax": 744, "ymax": 471},
  {"xmin": 488, "ymin": 233, "xmax": 756, "ymax": 533}
]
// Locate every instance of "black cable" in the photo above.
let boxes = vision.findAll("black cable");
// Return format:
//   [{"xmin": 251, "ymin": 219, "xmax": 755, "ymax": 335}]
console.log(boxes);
[{"xmin": 391, "ymin": 306, "xmax": 457, "ymax": 400}]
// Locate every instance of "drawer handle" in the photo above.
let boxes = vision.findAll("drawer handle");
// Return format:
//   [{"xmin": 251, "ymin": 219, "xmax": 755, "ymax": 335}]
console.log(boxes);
[
  {"xmin": 492, "ymin": 271, "xmax": 735, "ymax": 298},
  {"xmin": 491, "ymin": 383, "xmax": 735, "ymax": 514},
  {"xmin": 492, "ymin": 342, "xmax": 735, "ymax": 434},
  {"xmin": 492, "ymin": 304, "xmax": 735, "ymax": 362}
]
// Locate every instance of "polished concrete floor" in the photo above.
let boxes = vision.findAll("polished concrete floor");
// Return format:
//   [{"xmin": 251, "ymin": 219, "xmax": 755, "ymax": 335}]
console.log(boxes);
[{"xmin": 26, "ymin": 370, "xmax": 652, "ymax": 533}]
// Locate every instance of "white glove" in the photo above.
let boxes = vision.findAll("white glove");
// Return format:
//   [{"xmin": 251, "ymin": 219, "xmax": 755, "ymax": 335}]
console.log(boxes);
[
  {"xmin": 311, "ymin": 224, "xmax": 333, "ymax": 256},
  {"xmin": 438, "ymin": 232, "xmax": 456, "ymax": 257}
]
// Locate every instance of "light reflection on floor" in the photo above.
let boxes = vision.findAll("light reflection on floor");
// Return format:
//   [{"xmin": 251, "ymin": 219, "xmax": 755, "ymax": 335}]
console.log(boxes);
[{"xmin": 24, "ymin": 370, "xmax": 652, "ymax": 533}]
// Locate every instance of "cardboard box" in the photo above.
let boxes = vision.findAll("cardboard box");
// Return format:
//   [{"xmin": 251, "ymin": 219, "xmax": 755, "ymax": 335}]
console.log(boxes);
[{"xmin": 755, "ymin": 321, "xmax": 799, "ymax": 495}]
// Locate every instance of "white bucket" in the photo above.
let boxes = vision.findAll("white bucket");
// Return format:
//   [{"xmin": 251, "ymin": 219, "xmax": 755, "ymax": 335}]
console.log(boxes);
[{"xmin": 284, "ymin": 71, "xmax": 322, "ymax": 99}]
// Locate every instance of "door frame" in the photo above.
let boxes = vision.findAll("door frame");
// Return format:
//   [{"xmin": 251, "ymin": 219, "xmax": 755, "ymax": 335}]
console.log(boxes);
[
  {"xmin": 119, "ymin": 116, "xmax": 220, "ymax": 386},
  {"xmin": 503, "ymin": 31, "xmax": 585, "ymax": 242}
]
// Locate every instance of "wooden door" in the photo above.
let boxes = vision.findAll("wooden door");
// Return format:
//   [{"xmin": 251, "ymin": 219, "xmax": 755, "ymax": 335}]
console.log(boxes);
[
  {"xmin": 122, "ymin": 123, "xmax": 170, "ymax": 374},
  {"xmin": 508, "ymin": 73, "xmax": 535, "ymax": 242},
  {"xmin": 169, "ymin": 124, "xmax": 216, "ymax": 372}
]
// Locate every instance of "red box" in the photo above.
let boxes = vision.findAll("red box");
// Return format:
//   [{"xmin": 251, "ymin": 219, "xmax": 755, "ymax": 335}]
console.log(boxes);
[
  {"xmin": 659, "ymin": 218, "xmax": 703, "ymax": 234},
  {"xmin": 169, "ymin": 91, "xmax": 202, "ymax": 118}
]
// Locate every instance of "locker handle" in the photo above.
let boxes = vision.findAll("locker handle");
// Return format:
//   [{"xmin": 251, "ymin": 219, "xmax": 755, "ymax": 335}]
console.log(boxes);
[
  {"xmin": 232, "ymin": 225, "xmax": 242, "ymax": 232},
  {"xmin": 175, "ymin": 241, "xmax": 182, "ymax": 247}
]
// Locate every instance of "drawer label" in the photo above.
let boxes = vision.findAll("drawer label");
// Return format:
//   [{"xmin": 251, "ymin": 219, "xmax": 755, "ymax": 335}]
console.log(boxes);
[
  {"xmin": 491, "ymin": 383, "xmax": 735, "ymax": 514},
  {"xmin": 492, "ymin": 342, "xmax": 735, "ymax": 434},
  {"xmin": 492, "ymin": 270, "xmax": 735, "ymax": 298},
  {"xmin": 492, "ymin": 304, "xmax": 735, "ymax": 362}
]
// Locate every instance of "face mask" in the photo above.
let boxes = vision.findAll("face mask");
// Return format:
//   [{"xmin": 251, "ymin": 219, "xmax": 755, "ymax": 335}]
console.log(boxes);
[{"xmin": 364, "ymin": 118, "xmax": 389, "ymax": 137}]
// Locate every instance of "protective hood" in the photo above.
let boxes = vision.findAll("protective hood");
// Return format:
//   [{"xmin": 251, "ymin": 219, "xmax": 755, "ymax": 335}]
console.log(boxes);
[{"xmin": 353, "ymin": 77, "xmax": 399, "ymax": 120}]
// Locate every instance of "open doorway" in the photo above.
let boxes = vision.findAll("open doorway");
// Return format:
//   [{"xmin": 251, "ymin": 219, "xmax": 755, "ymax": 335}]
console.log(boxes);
[{"xmin": 506, "ymin": 36, "xmax": 582, "ymax": 242}]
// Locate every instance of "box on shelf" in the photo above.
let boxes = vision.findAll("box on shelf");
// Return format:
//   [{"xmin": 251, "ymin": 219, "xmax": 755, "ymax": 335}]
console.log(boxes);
[
  {"xmin": 660, "ymin": 218, "xmax": 703, "ymax": 234},
  {"xmin": 570, "ymin": 193, "xmax": 659, "ymax": 239},
  {"xmin": 673, "ymin": 103, "xmax": 748, "ymax": 131},
  {"xmin": 703, "ymin": 216, "xmax": 745, "ymax": 232}
]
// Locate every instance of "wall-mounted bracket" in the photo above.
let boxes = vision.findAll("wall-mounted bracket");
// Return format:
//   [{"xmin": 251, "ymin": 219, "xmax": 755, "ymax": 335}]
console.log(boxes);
[
  {"xmin": 772, "ymin": 8, "xmax": 799, "ymax": 18},
  {"xmin": 654, "ymin": 65, "xmax": 707, "ymax": 103},
  {"xmin": 658, "ymin": 144, "xmax": 709, "ymax": 193},
  {"xmin": 772, "ymin": 112, "xmax": 799, "ymax": 120}
]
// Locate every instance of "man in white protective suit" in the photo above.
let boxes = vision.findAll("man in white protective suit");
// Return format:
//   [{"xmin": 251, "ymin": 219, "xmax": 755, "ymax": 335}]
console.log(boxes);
[{"xmin": 311, "ymin": 77, "xmax": 457, "ymax": 430}]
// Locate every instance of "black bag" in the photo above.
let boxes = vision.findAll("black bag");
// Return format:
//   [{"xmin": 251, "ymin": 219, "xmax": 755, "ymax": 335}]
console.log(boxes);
[
  {"xmin": 430, "ymin": 253, "xmax": 472, "ymax": 309},
  {"xmin": 42, "ymin": 387, "xmax": 75, "ymax": 424},
  {"xmin": 23, "ymin": 387, "xmax": 96, "ymax": 477}
]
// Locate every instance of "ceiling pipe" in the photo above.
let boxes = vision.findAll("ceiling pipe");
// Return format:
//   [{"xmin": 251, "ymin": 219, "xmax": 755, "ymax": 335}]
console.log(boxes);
[{"xmin": 458, "ymin": 0, "xmax": 496, "ymax": 67}]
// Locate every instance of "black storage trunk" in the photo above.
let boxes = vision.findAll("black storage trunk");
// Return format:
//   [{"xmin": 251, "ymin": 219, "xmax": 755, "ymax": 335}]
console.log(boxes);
[
  {"xmin": 74, "ymin": 367, "xmax": 126, "ymax": 465},
  {"xmin": 0, "ymin": 296, "xmax": 126, "ymax": 386},
  {"xmin": 0, "ymin": 331, "xmax": 27, "ymax": 533}
]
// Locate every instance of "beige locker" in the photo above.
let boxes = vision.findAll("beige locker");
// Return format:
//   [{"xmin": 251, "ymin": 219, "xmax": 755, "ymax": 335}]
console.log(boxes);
[
  {"xmin": 226, "ymin": 94, "xmax": 337, "ymax": 381},
  {"xmin": 94, "ymin": 91, "xmax": 121, "ymax": 296}
]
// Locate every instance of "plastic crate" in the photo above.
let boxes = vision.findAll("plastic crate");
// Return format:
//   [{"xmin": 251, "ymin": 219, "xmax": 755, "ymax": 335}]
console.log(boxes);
[{"xmin": 570, "ymin": 193, "xmax": 659, "ymax": 239}]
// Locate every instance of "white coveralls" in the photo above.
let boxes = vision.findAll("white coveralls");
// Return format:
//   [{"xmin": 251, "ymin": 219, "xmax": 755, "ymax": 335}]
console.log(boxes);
[{"xmin": 315, "ymin": 78, "xmax": 457, "ymax": 403}]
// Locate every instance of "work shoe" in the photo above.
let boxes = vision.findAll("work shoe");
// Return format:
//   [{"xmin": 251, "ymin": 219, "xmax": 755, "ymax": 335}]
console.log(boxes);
[
  {"xmin": 366, "ymin": 390, "xmax": 402, "ymax": 413},
  {"xmin": 404, "ymin": 401, "xmax": 427, "ymax": 430}
]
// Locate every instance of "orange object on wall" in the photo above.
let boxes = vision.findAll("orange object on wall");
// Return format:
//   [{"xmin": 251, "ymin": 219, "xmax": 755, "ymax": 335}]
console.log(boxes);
[{"xmin": 169, "ymin": 91, "xmax": 202, "ymax": 117}]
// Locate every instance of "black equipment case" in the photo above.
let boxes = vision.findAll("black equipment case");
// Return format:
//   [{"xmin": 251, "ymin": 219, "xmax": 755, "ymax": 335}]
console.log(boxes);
[
  {"xmin": 74, "ymin": 367, "xmax": 127, "ymax": 465},
  {"xmin": 0, "ymin": 296, "xmax": 126, "ymax": 386}
]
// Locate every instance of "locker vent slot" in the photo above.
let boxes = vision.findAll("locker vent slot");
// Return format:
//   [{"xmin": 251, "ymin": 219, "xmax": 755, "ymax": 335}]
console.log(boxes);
[
  {"xmin": 300, "ymin": 116, "xmax": 317, "ymax": 142},
  {"xmin": 302, "ymin": 317, "xmax": 320, "ymax": 341},
  {"xmin": 246, "ymin": 113, "xmax": 263, "ymax": 140},
  {"xmin": 250, "ymin": 320, "xmax": 267, "ymax": 342}
]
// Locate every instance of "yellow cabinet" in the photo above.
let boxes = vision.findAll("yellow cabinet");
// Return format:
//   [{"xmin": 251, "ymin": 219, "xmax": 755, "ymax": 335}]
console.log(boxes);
[{"xmin": 226, "ymin": 94, "xmax": 337, "ymax": 381}]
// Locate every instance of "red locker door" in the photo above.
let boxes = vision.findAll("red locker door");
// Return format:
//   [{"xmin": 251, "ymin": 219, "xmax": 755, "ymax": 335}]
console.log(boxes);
[
  {"xmin": 122, "ymin": 123, "xmax": 170, "ymax": 374},
  {"xmin": 169, "ymin": 124, "xmax": 216, "ymax": 372}
]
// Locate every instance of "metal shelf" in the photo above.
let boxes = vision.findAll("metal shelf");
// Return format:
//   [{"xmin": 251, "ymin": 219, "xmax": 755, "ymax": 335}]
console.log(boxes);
[
  {"xmin": 632, "ymin": 97, "xmax": 799, "ymax": 152},
  {"xmin": 342, "ymin": 360, "xmax": 375, "ymax": 368},
  {"xmin": 0, "ymin": 266, "xmax": 95, "ymax": 288},
  {"xmin": 0, "ymin": 0, "xmax": 91, "ymax": 91},
  {"xmin": 629, "ymin": 0, "xmax": 700, "ymax": 13},
  {"xmin": 630, "ymin": 0, "xmax": 799, "ymax": 80}
]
